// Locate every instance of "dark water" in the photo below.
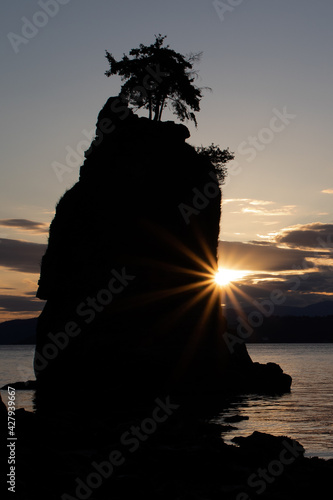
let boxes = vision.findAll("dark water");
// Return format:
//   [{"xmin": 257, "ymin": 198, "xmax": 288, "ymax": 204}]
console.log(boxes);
[
  {"xmin": 214, "ymin": 343, "xmax": 333, "ymax": 458},
  {"xmin": 0, "ymin": 345, "xmax": 35, "ymax": 412},
  {"xmin": 0, "ymin": 344, "xmax": 332, "ymax": 458}
]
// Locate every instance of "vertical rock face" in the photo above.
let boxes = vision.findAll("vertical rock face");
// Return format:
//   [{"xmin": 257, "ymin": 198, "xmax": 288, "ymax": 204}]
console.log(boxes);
[{"xmin": 34, "ymin": 97, "xmax": 229, "ymax": 413}]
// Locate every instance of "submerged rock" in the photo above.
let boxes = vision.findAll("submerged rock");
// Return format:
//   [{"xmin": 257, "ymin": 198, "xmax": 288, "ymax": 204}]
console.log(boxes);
[
  {"xmin": 1, "ymin": 380, "xmax": 36, "ymax": 390},
  {"xmin": 232, "ymin": 431, "xmax": 305, "ymax": 459},
  {"xmin": 1, "ymin": 408, "xmax": 332, "ymax": 500},
  {"xmin": 224, "ymin": 414, "xmax": 249, "ymax": 423}
]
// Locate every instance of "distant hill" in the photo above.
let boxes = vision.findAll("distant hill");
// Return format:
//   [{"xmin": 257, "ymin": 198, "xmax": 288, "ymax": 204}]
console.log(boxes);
[
  {"xmin": 0, "ymin": 318, "xmax": 37, "ymax": 344},
  {"xmin": 225, "ymin": 300, "xmax": 333, "ymax": 343},
  {"xmin": 301, "ymin": 301, "xmax": 333, "ymax": 317},
  {"xmin": 226, "ymin": 315, "xmax": 333, "ymax": 343},
  {"xmin": 225, "ymin": 300, "xmax": 333, "ymax": 325},
  {"xmin": 0, "ymin": 301, "xmax": 332, "ymax": 344}
]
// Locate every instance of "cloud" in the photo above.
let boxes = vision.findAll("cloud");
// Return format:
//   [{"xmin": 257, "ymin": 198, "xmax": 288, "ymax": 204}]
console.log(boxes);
[
  {"xmin": 251, "ymin": 270, "xmax": 333, "ymax": 295},
  {"xmin": 223, "ymin": 199, "xmax": 274, "ymax": 206},
  {"xmin": 321, "ymin": 189, "xmax": 333, "ymax": 194},
  {"xmin": 223, "ymin": 198, "xmax": 248, "ymax": 205},
  {"xmin": 0, "ymin": 238, "xmax": 46, "ymax": 273},
  {"xmin": 223, "ymin": 199, "xmax": 297, "ymax": 216},
  {"xmin": 227, "ymin": 274, "xmax": 333, "ymax": 309},
  {"xmin": 0, "ymin": 219, "xmax": 49, "ymax": 233},
  {"xmin": 219, "ymin": 224, "xmax": 333, "ymax": 308},
  {"xmin": 258, "ymin": 221, "xmax": 280, "ymax": 226},
  {"xmin": 275, "ymin": 223, "xmax": 333, "ymax": 249},
  {"xmin": 0, "ymin": 294, "xmax": 44, "ymax": 313},
  {"xmin": 218, "ymin": 240, "xmax": 320, "ymax": 272},
  {"xmin": 248, "ymin": 241, "xmax": 274, "ymax": 246},
  {"xmin": 242, "ymin": 205, "xmax": 296, "ymax": 216}
]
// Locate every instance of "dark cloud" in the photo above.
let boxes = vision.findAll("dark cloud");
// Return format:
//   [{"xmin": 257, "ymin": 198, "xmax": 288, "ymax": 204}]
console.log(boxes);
[
  {"xmin": 248, "ymin": 240, "xmax": 273, "ymax": 246},
  {"xmin": 0, "ymin": 219, "xmax": 49, "ymax": 233},
  {"xmin": 218, "ymin": 241, "xmax": 322, "ymax": 272},
  {"xmin": 282, "ymin": 270, "xmax": 333, "ymax": 294},
  {"xmin": 225, "ymin": 271, "xmax": 333, "ymax": 309},
  {"xmin": 219, "ymin": 233, "xmax": 333, "ymax": 309},
  {"xmin": 0, "ymin": 294, "xmax": 44, "ymax": 313},
  {"xmin": 0, "ymin": 238, "xmax": 46, "ymax": 273},
  {"xmin": 275, "ymin": 222, "xmax": 333, "ymax": 249}
]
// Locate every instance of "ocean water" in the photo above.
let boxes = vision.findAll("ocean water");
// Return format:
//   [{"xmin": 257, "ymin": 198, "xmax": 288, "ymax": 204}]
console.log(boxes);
[
  {"xmin": 0, "ymin": 345, "xmax": 35, "ymax": 413},
  {"xmin": 0, "ymin": 344, "xmax": 332, "ymax": 458},
  {"xmin": 214, "ymin": 343, "xmax": 333, "ymax": 459}
]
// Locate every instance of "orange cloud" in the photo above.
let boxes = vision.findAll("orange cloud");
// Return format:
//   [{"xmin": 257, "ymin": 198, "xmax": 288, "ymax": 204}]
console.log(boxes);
[{"xmin": 0, "ymin": 219, "xmax": 49, "ymax": 233}]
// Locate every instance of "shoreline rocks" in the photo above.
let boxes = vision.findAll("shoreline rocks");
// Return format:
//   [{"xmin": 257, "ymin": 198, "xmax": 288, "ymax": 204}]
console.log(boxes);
[{"xmin": 1, "ymin": 405, "xmax": 332, "ymax": 499}]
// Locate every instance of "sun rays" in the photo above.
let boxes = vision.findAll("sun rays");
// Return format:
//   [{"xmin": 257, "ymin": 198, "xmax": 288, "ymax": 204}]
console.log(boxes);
[
  {"xmin": 214, "ymin": 268, "xmax": 250, "ymax": 287},
  {"xmin": 122, "ymin": 222, "xmax": 257, "ymax": 341}
]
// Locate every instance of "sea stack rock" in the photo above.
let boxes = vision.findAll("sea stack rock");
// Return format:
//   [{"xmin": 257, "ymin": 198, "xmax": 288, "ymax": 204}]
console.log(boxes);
[
  {"xmin": 34, "ymin": 97, "xmax": 292, "ymax": 415},
  {"xmin": 34, "ymin": 97, "xmax": 229, "ymax": 413}
]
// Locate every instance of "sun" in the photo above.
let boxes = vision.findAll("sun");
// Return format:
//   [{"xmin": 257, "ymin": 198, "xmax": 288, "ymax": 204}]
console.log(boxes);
[{"xmin": 214, "ymin": 268, "xmax": 249, "ymax": 287}]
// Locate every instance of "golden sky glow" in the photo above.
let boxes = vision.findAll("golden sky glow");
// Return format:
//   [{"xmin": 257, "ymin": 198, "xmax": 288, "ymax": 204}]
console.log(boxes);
[
  {"xmin": 1, "ymin": 1, "xmax": 333, "ymax": 322},
  {"xmin": 215, "ymin": 268, "xmax": 250, "ymax": 287}
]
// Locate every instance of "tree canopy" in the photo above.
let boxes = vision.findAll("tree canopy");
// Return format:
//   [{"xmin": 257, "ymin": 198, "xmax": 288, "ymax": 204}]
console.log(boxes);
[
  {"xmin": 105, "ymin": 35, "xmax": 205, "ymax": 126},
  {"xmin": 195, "ymin": 144, "xmax": 234, "ymax": 184}
]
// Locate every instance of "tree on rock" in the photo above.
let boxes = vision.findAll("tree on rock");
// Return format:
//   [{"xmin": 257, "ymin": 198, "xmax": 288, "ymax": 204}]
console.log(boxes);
[
  {"xmin": 195, "ymin": 144, "xmax": 234, "ymax": 184},
  {"xmin": 105, "ymin": 35, "xmax": 205, "ymax": 126}
]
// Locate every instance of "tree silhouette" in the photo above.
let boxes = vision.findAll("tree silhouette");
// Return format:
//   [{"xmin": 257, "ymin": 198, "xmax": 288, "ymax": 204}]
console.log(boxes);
[
  {"xmin": 105, "ymin": 35, "xmax": 205, "ymax": 126},
  {"xmin": 195, "ymin": 144, "xmax": 234, "ymax": 184}
]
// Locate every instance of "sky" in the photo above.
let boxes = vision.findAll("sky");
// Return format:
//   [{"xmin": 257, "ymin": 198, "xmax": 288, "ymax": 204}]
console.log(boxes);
[{"xmin": 0, "ymin": 0, "xmax": 332, "ymax": 322}]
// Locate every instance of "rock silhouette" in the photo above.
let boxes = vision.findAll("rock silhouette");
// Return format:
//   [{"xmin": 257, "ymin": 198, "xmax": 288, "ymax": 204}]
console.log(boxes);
[
  {"xmin": 34, "ymin": 97, "xmax": 291, "ymax": 414},
  {"xmin": 4, "ymin": 406, "xmax": 333, "ymax": 500}
]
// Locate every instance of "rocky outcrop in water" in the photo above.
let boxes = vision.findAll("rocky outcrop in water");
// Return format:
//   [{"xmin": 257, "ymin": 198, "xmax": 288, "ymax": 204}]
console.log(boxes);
[
  {"xmin": 0, "ymin": 96, "xmax": 313, "ymax": 500},
  {"xmin": 2, "ymin": 407, "xmax": 333, "ymax": 500},
  {"xmin": 34, "ymin": 97, "xmax": 291, "ymax": 414},
  {"xmin": 34, "ymin": 97, "xmax": 229, "ymax": 413}
]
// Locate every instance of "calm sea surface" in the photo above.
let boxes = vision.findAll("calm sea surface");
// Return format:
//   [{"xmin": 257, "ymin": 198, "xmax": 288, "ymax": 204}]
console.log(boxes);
[
  {"xmin": 214, "ymin": 343, "xmax": 333, "ymax": 459},
  {"xmin": 0, "ymin": 344, "xmax": 332, "ymax": 458},
  {"xmin": 0, "ymin": 345, "xmax": 35, "ymax": 414}
]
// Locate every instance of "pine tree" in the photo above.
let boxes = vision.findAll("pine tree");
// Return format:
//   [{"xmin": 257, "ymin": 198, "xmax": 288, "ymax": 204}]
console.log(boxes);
[{"xmin": 105, "ymin": 35, "xmax": 205, "ymax": 126}]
